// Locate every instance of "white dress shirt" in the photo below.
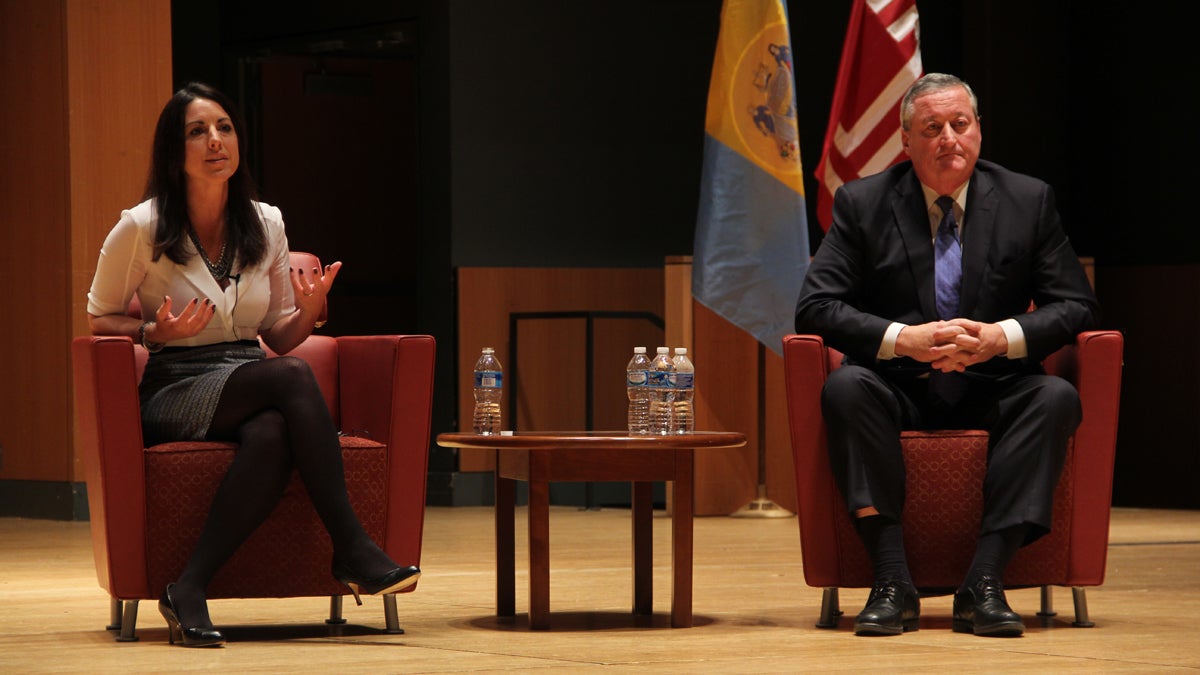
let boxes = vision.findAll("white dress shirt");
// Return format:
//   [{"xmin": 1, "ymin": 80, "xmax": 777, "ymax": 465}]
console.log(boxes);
[{"xmin": 87, "ymin": 198, "xmax": 295, "ymax": 347}]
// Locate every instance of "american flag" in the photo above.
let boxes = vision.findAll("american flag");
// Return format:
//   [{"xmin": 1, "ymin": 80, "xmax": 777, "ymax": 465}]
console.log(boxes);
[{"xmin": 814, "ymin": 0, "xmax": 922, "ymax": 231}]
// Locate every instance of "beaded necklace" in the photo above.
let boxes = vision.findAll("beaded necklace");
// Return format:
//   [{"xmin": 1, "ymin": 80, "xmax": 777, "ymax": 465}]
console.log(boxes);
[{"xmin": 188, "ymin": 228, "xmax": 232, "ymax": 282}]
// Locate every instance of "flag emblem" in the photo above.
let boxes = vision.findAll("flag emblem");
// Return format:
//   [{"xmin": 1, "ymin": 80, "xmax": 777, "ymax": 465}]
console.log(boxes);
[{"xmin": 742, "ymin": 37, "xmax": 800, "ymax": 166}]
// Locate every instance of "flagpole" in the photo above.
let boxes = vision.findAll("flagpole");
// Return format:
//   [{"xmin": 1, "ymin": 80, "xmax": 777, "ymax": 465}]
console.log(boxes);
[{"xmin": 731, "ymin": 342, "xmax": 793, "ymax": 518}]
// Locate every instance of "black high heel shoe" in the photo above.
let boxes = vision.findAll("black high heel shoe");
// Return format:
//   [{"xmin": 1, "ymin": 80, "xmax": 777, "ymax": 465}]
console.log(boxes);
[
  {"xmin": 158, "ymin": 584, "xmax": 225, "ymax": 647},
  {"xmin": 331, "ymin": 559, "xmax": 421, "ymax": 605}
]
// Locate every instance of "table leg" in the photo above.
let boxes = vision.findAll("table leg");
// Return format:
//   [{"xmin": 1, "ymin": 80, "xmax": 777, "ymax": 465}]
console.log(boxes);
[
  {"xmin": 495, "ymin": 466, "xmax": 516, "ymax": 617},
  {"xmin": 671, "ymin": 449, "xmax": 694, "ymax": 628},
  {"xmin": 632, "ymin": 481, "xmax": 653, "ymax": 615},
  {"xmin": 528, "ymin": 451, "xmax": 551, "ymax": 630}
]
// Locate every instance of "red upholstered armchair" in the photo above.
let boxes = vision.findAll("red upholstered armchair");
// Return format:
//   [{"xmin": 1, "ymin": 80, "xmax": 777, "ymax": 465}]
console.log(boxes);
[
  {"xmin": 782, "ymin": 331, "xmax": 1123, "ymax": 628},
  {"xmin": 71, "ymin": 252, "xmax": 436, "ymax": 641}
]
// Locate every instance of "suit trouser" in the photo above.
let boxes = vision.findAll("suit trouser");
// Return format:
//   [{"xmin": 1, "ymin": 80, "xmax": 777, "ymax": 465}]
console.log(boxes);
[{"xmin": 821, "ymin": 365, "xmax": 1081, "ymax": 543}]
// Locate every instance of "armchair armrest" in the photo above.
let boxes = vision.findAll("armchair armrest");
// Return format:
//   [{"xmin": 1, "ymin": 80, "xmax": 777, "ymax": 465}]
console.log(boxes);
[
  {"xmin": 336, "ymin": 335, "xmax": 436, "ymax": 566},
  {"xmin": 71, "ymin": 336, "xmax": 150, "ymax": 597},
  {"xmin": 1045, "ymin": 330, "xmax": 1124, "ymax": 584},
  {"xmin": 782, "ymin": 334, "xmax": 844, "ymax": 585}
]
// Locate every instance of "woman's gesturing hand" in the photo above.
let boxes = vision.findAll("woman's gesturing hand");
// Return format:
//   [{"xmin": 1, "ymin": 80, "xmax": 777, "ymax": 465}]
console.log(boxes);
[
  {"xmin": 291, "ymin": 261, "xmax": 342, "ymax": 315},
  {"xmin": 151, "ymin": 295, "xmax": 217, "ymax": 341}
]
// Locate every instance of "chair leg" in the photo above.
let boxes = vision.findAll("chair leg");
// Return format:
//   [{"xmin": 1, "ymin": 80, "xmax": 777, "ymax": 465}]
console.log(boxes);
[
  {"xmin": 1037, "ymin": 585, "xmax": 1057, "ymax": 618},
  {"xmin": 327, "ymin": 595, "xmax": 347, "ymax": 624},
  {"xmin": 1071, "ymin": 587, "xmax": 1095, "ymax": 627},
  {"xmin": 107, "ymin": 596, "xmax": 123, "ymax": 631},
  {"xmin": 383, "ymin": 594, "xmax": 404, "ymax": 634},
  {"xmin": 817, "ymin": 588, "xmax": 841, "ymax": 629},
  {"xmin": 112, "ymin": 598, "xmax": 139, "ymax": 642}
]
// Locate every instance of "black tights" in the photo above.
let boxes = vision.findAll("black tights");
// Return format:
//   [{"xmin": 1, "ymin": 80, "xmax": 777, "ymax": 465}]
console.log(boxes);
[{"xmin": 169, "ymin": 356, "xmax": 394, "ymax": 628}]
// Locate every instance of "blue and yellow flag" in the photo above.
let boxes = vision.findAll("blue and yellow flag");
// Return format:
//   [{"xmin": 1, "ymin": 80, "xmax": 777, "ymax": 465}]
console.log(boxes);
[{"xmin": 693, "ymin": 0, "xmax": 809, "ymax": 356}]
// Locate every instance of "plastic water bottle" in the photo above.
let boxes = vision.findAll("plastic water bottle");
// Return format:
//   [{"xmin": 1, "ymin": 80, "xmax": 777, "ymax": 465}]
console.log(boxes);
[
  {"xmin": 648, "ymin": 347, "xmax": 675, "ymax": 435},
  {"xmin": 671, "ymin": 347, "xmax": 695, "ymax": 434},
  {"xmin": 472, "ymin": 347, "xmax": 503, "ymax": 435},
  {"xmin": 626, "ymin": 347, "xmax": 652, "ymax": 434}
]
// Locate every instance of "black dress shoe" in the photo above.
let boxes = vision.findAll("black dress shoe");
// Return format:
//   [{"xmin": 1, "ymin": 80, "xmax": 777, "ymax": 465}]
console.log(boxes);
[
  {"xmin": 332, "ymin": 559, "xmax": 421, "ymax": 605},
  {"xmin": 854, "ymin": 579, "xmax": 920, "ymax": 635},
  {"xmin": 952, "ymin": 575, "xmax": 1025, "ymax": 637},
  {"xmin": 158, "ymin": 584, "xmax": 225, "ymax": 647}
]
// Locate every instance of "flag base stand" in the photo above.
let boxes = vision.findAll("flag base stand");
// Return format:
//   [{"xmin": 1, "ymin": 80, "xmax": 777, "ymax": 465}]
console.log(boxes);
[{"xmin": 730, "ymin": 485, "xmax": 793, "ymax": 519}]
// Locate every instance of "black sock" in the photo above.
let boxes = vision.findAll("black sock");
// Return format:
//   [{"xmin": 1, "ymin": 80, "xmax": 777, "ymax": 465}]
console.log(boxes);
[
  {"xmin": 963, "ymin": 523, "xmax": 1029, "ymax": 591},
  {"xmin": 856, "ymin": 515, "xmax": 912, "ymax": 587}
]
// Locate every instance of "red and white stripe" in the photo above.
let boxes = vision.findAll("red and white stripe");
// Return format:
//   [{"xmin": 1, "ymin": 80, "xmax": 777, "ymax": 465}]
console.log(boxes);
[{"xmin": 815, "ymin": 0, "xmax": 922, "ymax": 231}]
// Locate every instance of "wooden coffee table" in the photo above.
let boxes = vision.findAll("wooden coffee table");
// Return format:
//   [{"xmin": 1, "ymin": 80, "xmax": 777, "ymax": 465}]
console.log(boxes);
[{"xmin": 435, "ymin": 431, "xmax": 747, "ymax": 629}]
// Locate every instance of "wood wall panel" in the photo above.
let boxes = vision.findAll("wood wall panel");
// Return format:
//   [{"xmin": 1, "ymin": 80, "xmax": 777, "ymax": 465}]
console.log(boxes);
[
  {"xmin": 1100, "ymin": 263, "xmax": 1197, "ymax": 508},
  {"xmin": 455, "ymin": 268, "xmax": 665, "ymax": 472},
  {"xmin": 66, "ymin": 0, "xmax": 173, "ymax": 481},
  {"xmin": 687, "ymin": 307, "xmax": 794, "ymax": 515},
  {"xmin": 669, "ymin": 258, "xmax": 795, "ymax": 516},
  {"xmin": 691, "ymin": 302, "xmax": 760, "ymax": 515},
  {"xmin": 664, "ymin": 256, "xmax": 693, "ymax": 349},
  {"xmin": 0, "ymin": 0, "xmax": 171, "ymax": 485},
  {"xmin": 512, "ymin": 318, "xmax": 588, "ymax": 432},
  {"xmin": 0, "ymin": 1, "xmax": 71, "ymax": 482}
]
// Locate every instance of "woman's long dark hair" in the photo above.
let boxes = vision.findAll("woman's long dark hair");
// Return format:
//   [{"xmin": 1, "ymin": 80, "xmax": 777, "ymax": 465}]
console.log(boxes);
[{"xmin": 144, "ymin": 82, "xmax": 267, "ymax": 268}]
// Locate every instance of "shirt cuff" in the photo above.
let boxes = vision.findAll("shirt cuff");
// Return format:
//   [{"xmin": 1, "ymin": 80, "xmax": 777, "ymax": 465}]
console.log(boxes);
[
  {"xmin": 998, "ymin": 318, "xmax": 1027, "ymax": 359},
  {"xmin": 877, "ymin": 322, "xmax": 906, "ymax": 360}
]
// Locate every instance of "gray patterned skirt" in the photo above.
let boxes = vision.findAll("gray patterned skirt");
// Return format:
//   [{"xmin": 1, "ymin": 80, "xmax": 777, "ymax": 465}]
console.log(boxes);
[{"xmin": 139, "ymin": 340, "xmax": 265, "ymax": 445}]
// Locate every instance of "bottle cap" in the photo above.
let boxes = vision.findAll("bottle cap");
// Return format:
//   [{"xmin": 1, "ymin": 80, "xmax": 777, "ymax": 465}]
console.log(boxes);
[
  {"xmin": 482, "ymin": 347, "xmax": 494, "ymax": 354},
  {"xmin": 657, "ymin": 346, "xmax": 670, "ymax": 354},
  {"xmin": 674, "ymin": 347, "xmax": 687, "ymax": 355},
  {"xmin": 634, "ymin": 346, "xmax": 647, "ymax": 353}
]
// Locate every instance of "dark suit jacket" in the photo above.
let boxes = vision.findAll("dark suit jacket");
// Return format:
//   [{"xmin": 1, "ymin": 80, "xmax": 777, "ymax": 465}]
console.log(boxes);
[{"xmin": 795, "ymin": 159, "xmax": 1100, "ymax": 380}]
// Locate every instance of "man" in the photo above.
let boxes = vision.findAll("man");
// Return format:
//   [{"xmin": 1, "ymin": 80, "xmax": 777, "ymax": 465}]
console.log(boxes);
[{"xmin": 794, "ymin": 73, "xmax": 1100, "ymax": 637}]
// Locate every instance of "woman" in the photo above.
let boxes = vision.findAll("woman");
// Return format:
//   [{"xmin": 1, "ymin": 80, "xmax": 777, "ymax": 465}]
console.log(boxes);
[{"xmin": 86, "ymin": 82, "xmax": 419, "ymax": 648}]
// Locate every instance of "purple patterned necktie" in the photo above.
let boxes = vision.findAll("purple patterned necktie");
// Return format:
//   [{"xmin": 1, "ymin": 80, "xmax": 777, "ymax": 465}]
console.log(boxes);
[
  {"xmin": 934, "ymin": 196, "xmax": 961, "ymax": 320},
  {"xmin": 931, "ymin": 195, "xmax": 966, "ymax": 405}
]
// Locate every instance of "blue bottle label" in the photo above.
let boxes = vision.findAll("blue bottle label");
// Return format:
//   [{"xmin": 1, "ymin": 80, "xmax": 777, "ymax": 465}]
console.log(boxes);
[
  {"xmin": 673, "ymin": 372, "xmax": 694, "ymax": 389},
  {"xmin": 627, "ymin": 370, "xmax": 648, "ymax": 386},
  {"xmin": 474, "ymin": 371, "xmax": 502, "ymax": 388},
  {"xmin": 647, "ymin": 371, "xmax": 671, "ymax": 387}
]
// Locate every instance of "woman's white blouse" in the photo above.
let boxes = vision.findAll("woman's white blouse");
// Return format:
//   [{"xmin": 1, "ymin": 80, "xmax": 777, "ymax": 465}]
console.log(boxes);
[{"xmin": 87, "ymin": 199, "xmax": 295, "ymax": 347}]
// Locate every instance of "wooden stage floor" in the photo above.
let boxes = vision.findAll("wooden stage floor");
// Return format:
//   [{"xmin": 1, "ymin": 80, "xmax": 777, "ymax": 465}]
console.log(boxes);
[{"xmin": 1, "ymin": 505, "xmax": 1197, "ymax": 673}]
